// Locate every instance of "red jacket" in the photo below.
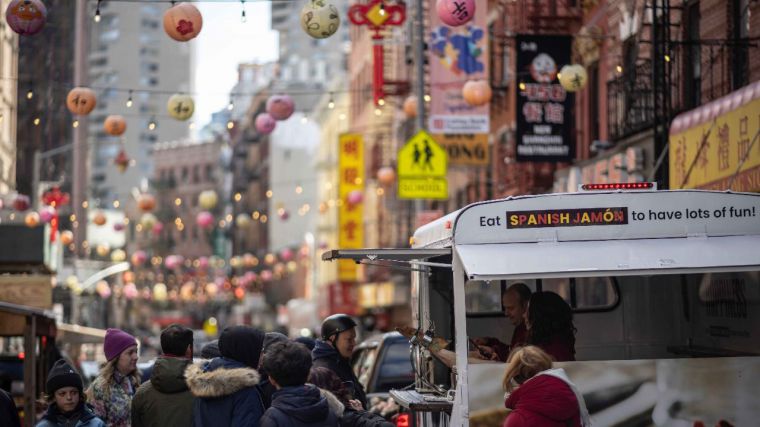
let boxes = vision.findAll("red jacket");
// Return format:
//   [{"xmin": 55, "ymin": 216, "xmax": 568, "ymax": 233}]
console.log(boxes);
[{"xmin": 503, "ymin": 375, "xmax": 582, "ymax": 427}]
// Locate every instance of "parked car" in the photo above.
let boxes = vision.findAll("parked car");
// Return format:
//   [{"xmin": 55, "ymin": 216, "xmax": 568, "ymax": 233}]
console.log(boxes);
[{"xmin": 351, "ymin": 331, "xmax": 415, "ymax": 402}]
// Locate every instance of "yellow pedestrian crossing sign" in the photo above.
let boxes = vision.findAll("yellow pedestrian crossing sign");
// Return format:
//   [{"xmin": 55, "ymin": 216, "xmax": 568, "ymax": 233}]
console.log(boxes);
[{"xmin": 397, "ymin": 130, "xmax": 448, "ymax": 200}]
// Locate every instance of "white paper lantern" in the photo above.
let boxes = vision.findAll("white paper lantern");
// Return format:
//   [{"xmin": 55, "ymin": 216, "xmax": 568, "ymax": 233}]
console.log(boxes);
[
  {"xmin": 558, "ymin": 64, "xmax": 588, "ymax": 92},
  {"xmin": 300, "ymin": 0, "xmax": 340, "ymax": 39}
]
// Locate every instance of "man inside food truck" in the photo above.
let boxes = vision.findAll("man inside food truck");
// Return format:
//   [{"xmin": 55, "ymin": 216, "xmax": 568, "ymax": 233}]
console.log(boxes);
[{"xmin": 472, "ymin": 282, "xmax": 532, "ymax": 361}]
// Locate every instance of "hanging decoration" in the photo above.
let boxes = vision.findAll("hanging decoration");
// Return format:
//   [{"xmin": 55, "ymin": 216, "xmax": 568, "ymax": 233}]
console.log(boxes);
[
  {"xmin": 114, "ymin": 149, "xmax": 130, "ymax": 173},
  {"xmin": 96, "ymin": 244, "xmax": 110, "ymax": 257},
  {"xmin": 198, "ymin": 256, "xmax": 209, "ymax": 270},
  {"xmin": 111, "ymin": 249, "xmax": 127, "ymax": 263},
  {"xmin": 377, "ymin": 166, "xmax": 396, "ymax": 185},
  {"xmin": 235, "ymin": 213, "xmax": 251, "ymax": 228},
  {"xmin": 260, "ymin": 269, "xmax": 273, "ymax": 282},
  {"xmin": 5, "ymin": 0, "xmax": 47, "ymax": 36},
  {"xmin": 139, "ymin": 213, "xmax": 157, "ymax": 229},
  {"xmin": 24, "ymin": 211, "xmax": 40, "ymax": 228},
  {"xmin": 165, "ymin": 255, "xmax": 185, "ymax": 269},
  {"xmin": 254, "ymin": 113, "xmax": 276, "ymax": 135},
  {"xmin": 60, "ymin": 230, "xmax": 74, "ymax": 246},
  {"xmin": 462, "ymin": 80, "xmax": 492, "ymax": 106},
  {"xmin": 198, "ymin": 190, "xmax": 218, "ymax": 210},
  {"xmin": 13, "ymin": 194, "xmax": 30, "ymax": 211},
  {"xmin": 38, "ymin": 206, "xmax": 56, "ymax": 223},
  {"xmin": 280, "ymin": 248, "xmax": 294, "ymax": 262},
  {"xmin": 163, "ymin": 2, "xmax": 203, "ymax": 42},
  {"xmin": 167, "ymin": 93, "xmax": 195, "ymax": 121},
  {"xmin": 436, "ymin": 0, "xmax": 475, "ymax": 27},
  {"xmin": 113, "ymin": 222, "xmax": 126, "ymax": 232},
  {"xmin": 41, "ymin": 187, "xmax": 69, "ymax": 207},
  {"xmin": 300, "ymin": 0, "xmax": 340, "ymax": 39},
  {"xmin": 153, "ymin": 283, "xmax": 168, "ymax": 301},
  {"xmin": 131, "ymin": 250, "xmax": 148, "ymax": 267},
  {"xmin": 104, "ymin": 115, "xmax": 127, "ymax": 136},
  {"xmin": 347, "ymin": 189, "xmax": 363, "ymax": 206},
  {"xmin": 93, "ymin": 210, "xmax": 107, "ymax": 226},
  {"xmin": 196, "ymin": 211, "xmax": 214, "ymax": 229},
  {"xmin": 137, "ymin": 193, "xmax": 156, "ymax": 212},
  {"xmin": 558, "ymin": 64, "xmax": 588, "ymax": 92},
  {"xmin": 348, "ymin": 0, "xmax": 407, "ymax": 105},
  {"xmin": 123, "ymin": 282, "xmax": 139, "ymax": 300},
  {"xmin": 403, "ymin": 96, "xmax": 418, "ymax": 118},
  {"xmin": 66, "ymin": 87, "xmax": 97, "ymax": 115},
  {"xmin": 96, "ymin": 281, "xmax": 112, "ymax": 299},
  {"xmin": 266, "ymin": 95, "xmax": 295, "ymax": 121},
  {"xmin": 278, "ymin": 209, "xmax": 290, "ymax": 221},
  {"xmin": 151, "ymin": 222, "xmax": 164, "ymax": 236}
]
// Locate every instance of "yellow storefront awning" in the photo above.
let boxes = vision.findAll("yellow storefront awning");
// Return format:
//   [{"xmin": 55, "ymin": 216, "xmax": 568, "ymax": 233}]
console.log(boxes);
[{"xmin": 669, "ymin": 81, "xmax": 760, "ymax": 192}]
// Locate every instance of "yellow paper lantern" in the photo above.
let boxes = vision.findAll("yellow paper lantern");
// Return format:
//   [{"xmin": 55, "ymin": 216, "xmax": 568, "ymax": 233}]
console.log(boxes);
[
  {"xmin": 140, "ymin": 213, "xmax": 157, "ymax": 229},
  {"xmin": 167, "ymin": 94, "xmax": 195, "ymax": 121},
  {"xmin": 24, "ymin": 212, "xmax": 40, "ymax": 227},
  {"xmin": 153, "ymin": 283, "xmax": 168, "ymax": 302},
  {"xmin": 235, "ymin": 213, "xmax": 251, "ymax": 229},
  {"xmin": 558, "ymin": 64, "xmax": 588, "ymax": 92},
  {"xmin": 300, "ymin": 0, "xmax": 340, "ymax": 39},
  {"xmin": 110, "ymin": 249, "xmax": 127, "ymax": 263},
  {"xmin": 96, "ymin": 244, "xmax": 110, "ymax": 257},
  {"xmin": 198, "ymin": 190, "xmax": 218, "ymax": 210}
]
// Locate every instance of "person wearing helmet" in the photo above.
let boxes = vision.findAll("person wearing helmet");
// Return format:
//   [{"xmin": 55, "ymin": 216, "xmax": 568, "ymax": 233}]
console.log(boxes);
[{"xmin": 311, "ymin": 314, "xmax": 367, "ymax": 409}]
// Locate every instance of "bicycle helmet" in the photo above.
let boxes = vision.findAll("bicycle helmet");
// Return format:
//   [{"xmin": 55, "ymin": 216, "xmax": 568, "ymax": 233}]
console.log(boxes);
[{"xmin": 320, "ymin": 314, "xmax": 357, "ymax": 340}]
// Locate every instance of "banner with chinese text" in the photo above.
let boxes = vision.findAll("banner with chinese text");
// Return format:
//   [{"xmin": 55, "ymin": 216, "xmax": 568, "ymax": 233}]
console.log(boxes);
[
  {"xmin": 427, "ymin": 0, "xmax": 490, "ymax": 166},
  {"xmin": 515, "ymin": 35, "xmax": 574, "ymax": 162},
  {"xmin": 338, "ymin": 134, "xmax": 364, "ymax": 281}
]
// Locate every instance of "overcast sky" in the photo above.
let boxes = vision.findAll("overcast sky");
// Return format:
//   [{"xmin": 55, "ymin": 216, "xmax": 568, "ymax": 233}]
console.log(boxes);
[{"xmin": 193, "ymin": 2, "xmax": 279, "ymax": 130}]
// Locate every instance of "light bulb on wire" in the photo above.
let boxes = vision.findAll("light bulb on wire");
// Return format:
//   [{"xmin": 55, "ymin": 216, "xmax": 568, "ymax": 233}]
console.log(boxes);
[
  {"xmin": 148, "ymin": 117, "xmax": 157, "ymax": 131},
  {"xmin": 227, "ymin": 98, "xmax": 234, "ymax": 111},
  {"xmin": 26, "ymin": 88, "xmax": 33, "ymax": 100},
  {"xmin": 94, "ymin": 0, "xmax": 101, "ymax": 23},
  {"xmin": 379, "ymin": 2, "xmax": 386, "ymax": 16},
  {"xmin": 126, "ymin": 90, "xmax": 133, "ymax": 108},
  {"xmin": 240, "ymin": 0, "xmax": 247, "ymax": 23},
  {"xmin": 328, "ymin": 93, "xmax": 335, "ymax": 109}
]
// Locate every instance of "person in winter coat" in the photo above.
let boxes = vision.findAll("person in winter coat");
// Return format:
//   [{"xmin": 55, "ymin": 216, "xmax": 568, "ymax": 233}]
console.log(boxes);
[
  {"xmin": 257, "ymin": 332, "xmax": 289, "ymax": 409},
  {"xmin": 501, "ymin": 346, "xmax": 590, "ymax": 427},
  {"xmin": 131, "ymin": 324, "xmax": 194, "ymax": 427},
  {"xmin": 185, "ymin": 325, "xmax": 266, "ymax": 427},
  {"xmin": 1, "ymin": 387, "xmax": 20, "ymax": 427},
  {"xmin": 308, "ymin": 367, "xmax": 394, "ymax": 427},
  {"xmin": 524, "ymin": 291, "xmax": 577, "ymax": 362},
  {"xmin": 312, "ymin": 314, "xmax": 367, "ymax": 409},
  {"xmin": 36, "ymin": 359, "xmax": 105, "ymax": 427},
  {"xmin": 260, "ymin": 341, "xmax": 340, "ymax": 427},
  {"xmin": 200, "ymin": 340, "xmax": 220, "ymax": 359},
  {"xmin": 86, "ymin": 328, "xmax": 140, "ymax": 427}
]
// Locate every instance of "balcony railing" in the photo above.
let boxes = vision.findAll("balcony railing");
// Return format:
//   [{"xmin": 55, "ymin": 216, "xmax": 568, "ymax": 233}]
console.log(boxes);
[{"xmin": 607, "ymin": 61, "xmax": 655, "ymax": 142}]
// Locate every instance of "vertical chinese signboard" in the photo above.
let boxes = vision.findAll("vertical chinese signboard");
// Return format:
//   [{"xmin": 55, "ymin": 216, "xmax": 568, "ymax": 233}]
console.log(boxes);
[
  {"xmin": 427, "ymin": 0, "xmax": 490, "ymax": 166},
  {"xmin": 338, "ymin": 134, "xmax": 364, "ymax": 281},
  {"xmin": 515, "ymin": 35, "xmax": 574, "ymax": 162}
]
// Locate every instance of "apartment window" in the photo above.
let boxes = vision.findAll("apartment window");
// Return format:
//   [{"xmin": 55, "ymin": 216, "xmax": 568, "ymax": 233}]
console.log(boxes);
[
  {"xmin": 141, "ymin": 18, "xmax": 159, "ymax": 29},
  {"xmin": 205, "ymin": 164, "xmax": 214, "ymax": 181},
  {"xmin": 730, "ymin": 0, "xmax": 749, "ymax": 90},
  {"xmin": 588, "ymin": 61, "xmax": 600, "ymax": 143},
  {"xmin": 683, "ymin": 1, "xmax": 701, "ymax": 109},
  {"xmin": 181, "ymin": 166, "xmax": 189, "ymax": 182},
  {"xmin": 140, "ymin": 62, "xmax": 159, "ymax": 74},
  {"xmin": 193, "ymin": 165, "xmax": 200, "ymax": 184}
]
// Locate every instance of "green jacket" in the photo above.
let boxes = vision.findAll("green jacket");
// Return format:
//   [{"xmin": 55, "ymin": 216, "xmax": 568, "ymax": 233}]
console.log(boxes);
[{"xmin": 130, "ymin": 357, "xmax": 194, "ymax": 427}]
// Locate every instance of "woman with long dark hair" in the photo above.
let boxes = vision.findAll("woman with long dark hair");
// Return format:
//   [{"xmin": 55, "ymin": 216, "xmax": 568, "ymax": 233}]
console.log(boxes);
[
  {"xmin": 308, "ymin": 367, "xmax": 393, "ymax": 427},
  {"xmin": 524, "ymin": 291, "xmax": 576, "ymax": 361}
]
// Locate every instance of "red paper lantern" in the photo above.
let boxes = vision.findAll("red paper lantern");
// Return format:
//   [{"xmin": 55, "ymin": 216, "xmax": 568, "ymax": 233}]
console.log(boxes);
[
  {"xmin": 196, "ymin": 211, "xmax": 214, "ymax": 229},
  {"xmin": 163, "ymin": 3, "xmax": 203, "ymax": 42},
  {"xmin": 266, "ymin": 95, "xmax": 295, "ymax": 121},
  {"xmin": 131, "ymin": 250, "xmax": 148, "ymax": 267},
  {"xmin": 5, "ymin": 0, "xmax": 47, "ymax": 36},
  {"xmin": 13, "ymin": 194, "xmax": 30, "ymax": 211}
]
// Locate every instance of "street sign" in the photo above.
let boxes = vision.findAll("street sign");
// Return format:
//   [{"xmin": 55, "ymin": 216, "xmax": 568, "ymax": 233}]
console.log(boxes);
[{"xmin": 397, "ymin": 130, "xmax": 448, "ymax": 200}]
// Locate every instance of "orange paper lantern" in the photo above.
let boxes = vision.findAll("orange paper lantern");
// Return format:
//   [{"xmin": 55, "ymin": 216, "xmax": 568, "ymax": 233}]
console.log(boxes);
[
  {"xmin": 137, "ymin": 194, "xmax": 156, "ymax": 212},
  {"xmin": 60, "ymin": 230, "xmax": 74, "ymax": 245},
  {"xmin": 163, "ymin": 3, "xmax": 203, "ymax": 42},
  {"xmin": 462, "ymin": 80, "xmax": 492, "ymax": 107},
  {"xmin": 93, "ymin": 211, "xmax": 107, "ymax": 226},
  {"xmin": 104, "ymin": 115, "xmax": 127, "ymax": 136},
  {"xmin": 403, "ymin": 96, "xmax": 418, "ymax": 118},
  {"xmin": 24, "ymin": 212, "xmax": 40, "ymax": 228},
  {"xmin": 66, "ymin": 87, "xmax": 97, "ymax": 115},
  {"xmin": 377, "ymin": 167, "xmax": 396, "ymax": 185}
]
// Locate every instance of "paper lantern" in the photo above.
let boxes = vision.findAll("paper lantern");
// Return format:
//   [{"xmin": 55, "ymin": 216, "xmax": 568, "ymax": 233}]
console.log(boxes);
[
  {"xmin": 198, "ymin": 190, "xmax": 218, "ymax": 210},
  {"xmin": 235, "ymin": 213, "xmax": 251, "ymax": 228},
  {"xmin": 558, "ymin": 64, "xmax": 588, "ymax": 92},
  {"xmin": 264, "ymin": 253, "xmax": 276, "ymax": 265},
  {"xmin": 280, "ymin": 248, "xmax": 294, "ymax": 262},
  {"xmin": 300, "ymin": 0, "xmax": 340, "ymax": 39},
  {"xmin": 244, "ymin": 271, "xmax": 258, "ymax": 284},
  {"xmin": 180, "ymin": 282, "xmax": 195, "ymax": 301},
  {"xmin": 165, "ymin": 255, "xmax": 184, "ymax": 269},
  {"xmin": 123, "ymin": 283, "xmax": 138, "ymax": 300},
  {"xmin": 114, "ymin": 149, "xmax": 130, "ymax": 173},
  {"xmin": 38, "ymin": 206, "xmax": 56, "ymax": 223},
  {"xmin": 111, "ymin": 249, "xmax": 127, "ymax": 263},
  {"xmin": 287, "ymin": 261, "xmax": 298, "ymax": 273},
  {"xmin": 96, "ymin": 281, "xmax": 112, "ymax": 299},
  {"xmin": 104, "ymin": 115, "xmax": 127, "ymax": 136},
  {"xmin": 266, "ymin": 95, "xmax": 295, "ymax": 121},
  {"xmin": 140, "ymin": 213, "xmax": 157, "ymax": 229},
  {"xmin": 24, "ymin": 211, "xmax": 40, "ymax": 228},
  {"xmin": 260, "ymin": 270, "xmax": 273, "ymax": 282},
  {"xmin": 462, "ymin": 80, "xmax": 492, "ymax": 106},
  {"xmin": 255, "ymin": 113, "xmax": 276, "ymax": 135},
  {"xmin": 167, "ymin": 94, "xmax": 195, "ymax": 121},
  {"xmin": 377, "ymin": 167, "xmax": 396, "ymax": 185},
  {"xmin": 5, "ymin": 0, "xmax": 47, "ymax": 36},
  {"xmin": 347, "ymin": 190, "xmax": 363, "ymax": 206},
  {"xmin": 196, "ymin": 211, "xmax": 214, "ymax": 229},
  {"xmin": 137, "ymin": 194, "xmax": 156, "ymax": 212},
  {"xmin": 60, "ymin": 230, "xmax": 74, "ymax": 246},
  {"xmin": 229, "ymin": 256, "xmax": 242, "ymax": 268},
  {"xmin": 93, "ymin": 211, "xmax": 107, "ymax": 226},
  {"xmin": 436, "ymin": 0, "xmax": 475, "ymax": 27},
  {"xmin": 163, "ymin": 2, "xmax": 203, "ymax": 42},
  {"xmin": 403, "ymin": 96, "xmax": 418, "ymax": 118},
  {"xmin": 113, "ymin": 222, "xmax": 126, "ymax": 232},
  {"xmin": 131, "ymin": 250, "xmax": 148, "ymax": 267},
  {"xmin": 153, "ymin": 283, "xmax": 168, "ymax": 301},
  {"xmin": 278, "ymin": 210, "xmax": 290, "ymax": 221},
  {"xmin": 13, "ymin": 194, "xmax": 30, "ymax": 211},
  {"xmin": 205, "ymin": 282, "xmax": 218, "ymax": 297},
  {"xmin": 151, "ymin": 222, "xmax": 164, "ymax": 236},
  {"xmin": 198, "ymin": 256, "xmax": 209, "ymax": 270},
  {"xmin": 96, "ymin": 244, "xmax": 110, "ymax": 257},
  {"xmin": 66, "ymin": 87, "xmax": 97, "ymax": 115}
]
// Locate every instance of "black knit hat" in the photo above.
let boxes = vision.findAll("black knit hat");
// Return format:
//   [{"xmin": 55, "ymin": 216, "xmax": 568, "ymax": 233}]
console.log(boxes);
[{"xmin": 46, "ymin": 359, "xmax": 83, "ymax": 395}]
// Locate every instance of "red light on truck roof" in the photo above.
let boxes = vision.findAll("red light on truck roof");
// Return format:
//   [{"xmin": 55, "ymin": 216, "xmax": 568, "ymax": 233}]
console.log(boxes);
[
  {"xmin": 396, "ymin": 413, "xmax": 410, "ymax": 427},
  {"xmin": 580, "ymin": 182, "xmax": 656, "ymax": 191}
]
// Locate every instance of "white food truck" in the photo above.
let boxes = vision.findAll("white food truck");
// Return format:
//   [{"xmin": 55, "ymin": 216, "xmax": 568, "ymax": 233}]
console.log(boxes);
[{"xmin": 323, "ymin": 188, "xmax": 760, "ymax": 426}]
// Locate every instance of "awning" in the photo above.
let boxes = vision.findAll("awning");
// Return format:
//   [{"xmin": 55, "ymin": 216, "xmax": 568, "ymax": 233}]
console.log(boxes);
[
  {"xmin": 56, "ymin": 323, "xmax": 107, "ymax": 345},
  {"xmin": 455, "ymin": 235, "xmax": 760, "ymax": 281}
]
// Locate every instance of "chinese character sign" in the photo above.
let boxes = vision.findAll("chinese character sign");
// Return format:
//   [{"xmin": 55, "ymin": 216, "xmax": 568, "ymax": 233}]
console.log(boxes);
[
  {"xmin": 515, "ymin": 35, "xmax": 574, "ymax": 162},
  {"xmin": 338, "ymin": 134, "xmax": 364, "ymax": 281}
]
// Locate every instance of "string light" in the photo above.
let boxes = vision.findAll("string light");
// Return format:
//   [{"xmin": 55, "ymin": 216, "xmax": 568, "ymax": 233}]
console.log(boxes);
[
  {"xmin": 234, "ymin": 192, "xmax": 242, "ymax": 202},
  {"xmin": 295, "ymin": 185, "xmax": 303, "ymax": 194},
  {"xmin": 94, "ymin": 0, "xmax": 102, "ymax": 22},
  {"xmin": 26, "ymin": 87, "xmax": 33, "ymax": 100},
  {"xmin": 423, "ymin": 94, "xmax": 431, "ymax": 102},
  {"xmin": 266, "ymin": 190, "xmax": 273, "ymax": 198},
  {"xmin": 33, "ymin": 117, "xmax": 40, "ymax": 126},
  {"xmin": 328, "ymin": 93, "xmax": 335, "ymax": 109},
  {"xmin": 374, "ymin": 108, "xmax": 382, "ymax": 116},
  {"xmin": 379, "ymin": 2, "xmax": 386, "ymax": 16},
  {"xmin": 72, "ymin": 120, "xmax": 79, "ymax": 128},
  {"xmin": 339, "ymin": 113, "xmax": 346, "ymax": 121},
  {"xmin": 227, "ymin": 98, "xmax": 234, "ymax": 111},
  {"xmin": 227, "ymin": 120, "xmax": 234, "ymax": 129},
  {"xmin": 616, "ymin": 65, "xmax": 623, "ymax": 74},
  {"xmin": 378, "ymin": 98, "xmax": 385, "ymax": 106},
  {"xmin": 240, "ymin": 0, "xmax": 247, "ymax": 23},
  {"xmin": 301, "ymin": 117, "xmax": 308, "ymax": 124},
  {"xmin": 174, "ymin": 198, "xmax": 182, "ymax": 206},
  {"xmin": 518, "ymin": 82, "xmax": 526, "ymax": 91},
  {"xmin": 189, "ymin": 121, "xmax": 195, "ymax": 130},
  {"xmin": 113, "ymin": 200, "xmax": 120, "ymax": 208},
  {"xmin": 126, "ymin": 90, "xmax": 133, "ymax": 108},
  {"xmin": 148, "ymin": 116, "xmax": 157, "ymax": 130}
]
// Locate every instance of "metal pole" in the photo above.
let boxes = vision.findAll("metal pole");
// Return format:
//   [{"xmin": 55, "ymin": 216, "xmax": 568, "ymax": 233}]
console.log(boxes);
[
  {"xmin": 73, "ymin": 0, "xmax": 89, "ymax": 255},
  {"xmin": 32, "ymin": 150, "xmax": 40, "ymax": 210},
  {"xmin": 412, "ymin": 0, "xmax": 426, "ymax": 224}
]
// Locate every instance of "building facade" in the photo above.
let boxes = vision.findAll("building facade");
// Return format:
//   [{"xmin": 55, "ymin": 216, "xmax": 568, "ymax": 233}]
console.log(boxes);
[{"xmin": 0, "ymin": 0, "xmax": 18, "ymax": 194}]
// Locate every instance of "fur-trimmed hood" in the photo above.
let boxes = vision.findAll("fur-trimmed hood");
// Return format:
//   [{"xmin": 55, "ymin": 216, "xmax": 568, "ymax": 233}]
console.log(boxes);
[
  {"xmin": 185, "ymin": 358, "xmax": 260, "ymax": 399},
  {"xmin": 317, "ymin": 387, "xmax": 345, "ymax": 417}
]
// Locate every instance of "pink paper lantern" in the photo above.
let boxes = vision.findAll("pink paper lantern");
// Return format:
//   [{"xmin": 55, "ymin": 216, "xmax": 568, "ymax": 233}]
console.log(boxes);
[
  {"xmin": 165, "ymin": 255, "xmax": 185, "ymax": 270},
  {"xmin": 6, "ymin": 0, "xmax": 47, "ymax": 36},
  {"xmin": 131, "ymin": 250, "xmax": 148, "ymax": 267},
  {"xmin": 198, "ymin": 256, "xmax": 210, "ymax": 270},
  {"xmin": 123, "ymin": 283, "xmax": 139, "ymax": 300},
  {"xmin": 255, "ymin": 113, "xmax": 276, "ymax": 135},
  {"xmin": 243, "ymin": 271, "xmax": 257, "ymax": 284},
  {"xmin": 113, "ymin": 222, "xmax": 126, "ymax": 232},
  {"xmin": 436, "ymin": 0, "xmax": 475, "ymax": 27},
  {"xmin": 279, "ymin": 210, "xmax": 290, "ymax": 221},
  {"xmin": 13, "ymin": 194, "xmax": 30, "ymax": 211},
  {"xmin": 347, "ymin": 190, "xmax": 363, "ymax": 206},
  {"xmin": 152, "ymin": 222, "xmax": 164, "ymax": 236},
  {"xmin": 38, "ymin": 206, "xmax": 56, "ymax": 223},
  {"xmin": 260, "ymin": 270, "xmax": 273, "ymax": 282},
  {"xmin": 266, "ymin": 95, "xmax": 295, "ymax": 121},
  {"xmin": 196, "ymin": 211, "xmax": 214, "ymax": 229},
  {"xmin": 280, "ymin": 248, "xmax": 294, "ymax": 262}
]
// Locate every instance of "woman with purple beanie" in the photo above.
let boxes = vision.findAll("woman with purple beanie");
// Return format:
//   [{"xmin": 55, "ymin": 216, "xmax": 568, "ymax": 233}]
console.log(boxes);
[{"xmin": 86, "ymin": 328, "xmax": 140, "ymax": 427}]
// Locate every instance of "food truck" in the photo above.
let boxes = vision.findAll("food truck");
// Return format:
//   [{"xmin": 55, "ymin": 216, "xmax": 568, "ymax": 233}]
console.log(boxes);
[{"xmin": 323, "ymin": 188, "xmax": 760, "ymax": 426}]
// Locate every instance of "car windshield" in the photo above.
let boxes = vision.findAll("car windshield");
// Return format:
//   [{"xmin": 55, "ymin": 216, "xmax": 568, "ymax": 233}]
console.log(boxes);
[{"xmin": 375, "ymin": 340, "xmax": 414, "ymax": 393}]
